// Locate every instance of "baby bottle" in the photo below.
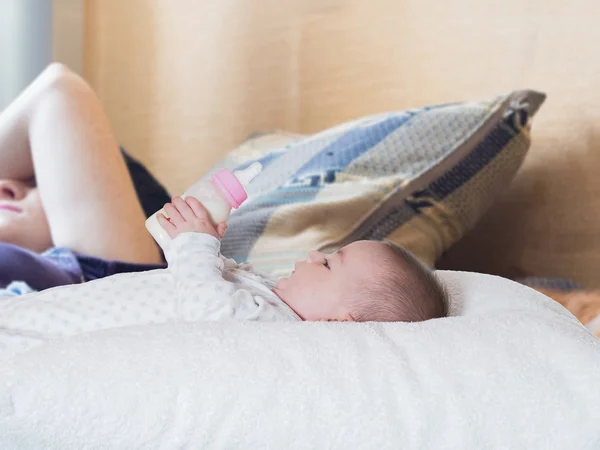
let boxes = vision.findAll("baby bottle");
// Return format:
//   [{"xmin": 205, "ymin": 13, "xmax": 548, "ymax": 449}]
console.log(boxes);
[{"xmin": 145, "ymin": 162, "xmax": 262, "ymax": 250}]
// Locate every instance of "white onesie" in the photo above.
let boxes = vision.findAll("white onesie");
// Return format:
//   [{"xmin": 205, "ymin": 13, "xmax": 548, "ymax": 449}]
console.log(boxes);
[{"xmin": 0, "ymin": 233, "xmax": 299, "ymax": 360}]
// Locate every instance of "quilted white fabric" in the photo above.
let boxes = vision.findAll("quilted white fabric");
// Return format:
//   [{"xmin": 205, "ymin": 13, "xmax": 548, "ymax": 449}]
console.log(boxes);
[{"xmin": 0, "ymin": 271, "xmax": 598, "ymax": 449}]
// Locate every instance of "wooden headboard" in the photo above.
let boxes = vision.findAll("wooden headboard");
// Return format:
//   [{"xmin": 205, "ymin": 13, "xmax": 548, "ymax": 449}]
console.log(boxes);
[{"xmin": 84, "ymin": 0, "xmax": 600, "ymax": 287}]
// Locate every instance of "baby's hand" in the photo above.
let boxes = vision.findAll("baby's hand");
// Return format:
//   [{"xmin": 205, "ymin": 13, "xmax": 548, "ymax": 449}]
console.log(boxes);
[{"xmin": 157, "ymin": 196, "xmax": 227, "ymax": 240}]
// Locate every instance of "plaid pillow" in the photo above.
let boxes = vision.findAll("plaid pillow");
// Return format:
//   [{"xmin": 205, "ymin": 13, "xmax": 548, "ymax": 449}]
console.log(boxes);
[{"xmin": 212, "ymin": 90, "xmax": 545, "ymax": 277}]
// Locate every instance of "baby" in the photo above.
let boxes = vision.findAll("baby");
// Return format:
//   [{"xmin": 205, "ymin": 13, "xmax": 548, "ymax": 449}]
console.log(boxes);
[
  {"xmin": 157, "ymin": 196, "xmax": 448, "ymax": 323},
  {"xmin": 0, "ymin": 196, "xmax": 447, "ymax": 360}
]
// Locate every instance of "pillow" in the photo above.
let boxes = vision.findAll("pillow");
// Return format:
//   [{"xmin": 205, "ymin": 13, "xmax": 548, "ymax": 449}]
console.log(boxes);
[
  {"xmin": 214, "ymin": 91, "xmax": 545, "ymax": 277},
  {"xmin": 0, "ymin": 272, "xmax": 598, "ymax": 449}
]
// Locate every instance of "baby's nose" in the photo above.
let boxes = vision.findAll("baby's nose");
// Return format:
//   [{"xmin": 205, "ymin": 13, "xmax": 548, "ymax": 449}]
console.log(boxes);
[
  {"xmin": 307, "ymin": 250, "xmax": 325, "ymax": 264},
  {"xmin": 0, "ymin": 179, "xmax": 24, "ymax": 201}
]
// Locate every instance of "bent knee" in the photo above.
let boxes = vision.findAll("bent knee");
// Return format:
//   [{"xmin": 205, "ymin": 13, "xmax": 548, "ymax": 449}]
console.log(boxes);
[{"xmin": 38, "ymin": 62, "xmax": 89, "ymax": 94}]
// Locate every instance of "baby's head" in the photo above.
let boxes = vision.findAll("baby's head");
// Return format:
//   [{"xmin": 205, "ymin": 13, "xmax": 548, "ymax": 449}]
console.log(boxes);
[{"xmin": 274, "ymin": 240, "xmax": 448, "ymax": 323}]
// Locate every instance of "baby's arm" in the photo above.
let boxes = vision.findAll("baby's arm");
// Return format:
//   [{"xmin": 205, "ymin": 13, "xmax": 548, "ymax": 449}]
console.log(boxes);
[
  {"xmin": 159, "ymin": 197, "xmax": 238, "ymax": 320},
  {"xmin": 164, "ymin": 231, "xmax": 233, "ymax": 288}
]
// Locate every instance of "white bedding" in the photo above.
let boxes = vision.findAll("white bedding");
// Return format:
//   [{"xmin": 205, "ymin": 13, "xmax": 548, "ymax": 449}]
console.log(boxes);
[{"xmin": 0, "ymin": 271, "xmax": 598, "ymax": 449}]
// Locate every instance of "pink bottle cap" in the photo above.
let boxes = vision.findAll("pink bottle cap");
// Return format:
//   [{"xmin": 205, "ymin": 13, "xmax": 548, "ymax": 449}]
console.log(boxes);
[{"xmin": 211, "ymin": 169, "xmax": 247, "ymax": 208}]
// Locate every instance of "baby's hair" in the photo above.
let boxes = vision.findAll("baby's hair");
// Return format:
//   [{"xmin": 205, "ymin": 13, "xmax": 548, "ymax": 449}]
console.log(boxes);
[{"xmin": 352, "ymin": 241, "xmax": 448, "ymax": 323}]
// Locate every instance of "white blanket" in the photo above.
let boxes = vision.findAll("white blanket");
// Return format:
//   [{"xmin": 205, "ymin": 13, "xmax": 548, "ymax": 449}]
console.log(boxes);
[{"xmin": 0, "ymin": 271, "xmax": 599, "ymax": 449}]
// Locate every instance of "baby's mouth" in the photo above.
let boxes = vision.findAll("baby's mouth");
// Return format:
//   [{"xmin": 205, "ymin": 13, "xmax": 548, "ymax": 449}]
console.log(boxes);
[{"xmin": 0, "ymin": 204, "xmax": 22, "ymax": 214}]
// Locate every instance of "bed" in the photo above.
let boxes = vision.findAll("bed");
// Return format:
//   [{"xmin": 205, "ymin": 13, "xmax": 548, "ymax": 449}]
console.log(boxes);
[{"xmin": 3, "ymin": 0, "xmax": 600, "ymax": 447}]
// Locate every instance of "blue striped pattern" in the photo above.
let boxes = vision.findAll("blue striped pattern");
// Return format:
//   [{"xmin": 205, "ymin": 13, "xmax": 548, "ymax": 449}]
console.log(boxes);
[{"xmin": 362, "ymin": 106, "xmax": 528, "ymax": 240}]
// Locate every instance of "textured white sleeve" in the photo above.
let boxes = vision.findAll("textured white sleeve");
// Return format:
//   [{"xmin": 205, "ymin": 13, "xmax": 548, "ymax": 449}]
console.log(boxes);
[{"xmin": 164, "ymin": 233, "xmax": 240, "ymax": 320}]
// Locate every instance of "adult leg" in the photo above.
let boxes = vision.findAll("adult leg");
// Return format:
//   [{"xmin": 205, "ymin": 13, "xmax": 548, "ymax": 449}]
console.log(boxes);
[{"xmin": 0, "ymin": 63, "xmax": 161, "ymax": 263}]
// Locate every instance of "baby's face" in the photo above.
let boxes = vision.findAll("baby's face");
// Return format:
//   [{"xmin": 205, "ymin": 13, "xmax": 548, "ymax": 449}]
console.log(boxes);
[{"xmin": 274, "ymin": 240, "xmax": 396, "ymax": 321}]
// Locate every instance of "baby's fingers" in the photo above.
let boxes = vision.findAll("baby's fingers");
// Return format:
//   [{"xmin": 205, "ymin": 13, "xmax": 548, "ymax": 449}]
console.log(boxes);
[
  {"xmin": 216, "ymin": 222, "xmax": 228, "ymax": 239},
  {"xmin": 172, "ymin": 196, "xmax": 195, "ymax": 222},
  {"xmin": 157, "ymin": 213, "xmax": 178, "ymax": 238},
  {"xmin": 185, "ymin": 196, "xmax": 210, "ymax": 220},
  {"xmin": 164, "ymin": 202, "xmax": 183, "ymax": 225}
]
